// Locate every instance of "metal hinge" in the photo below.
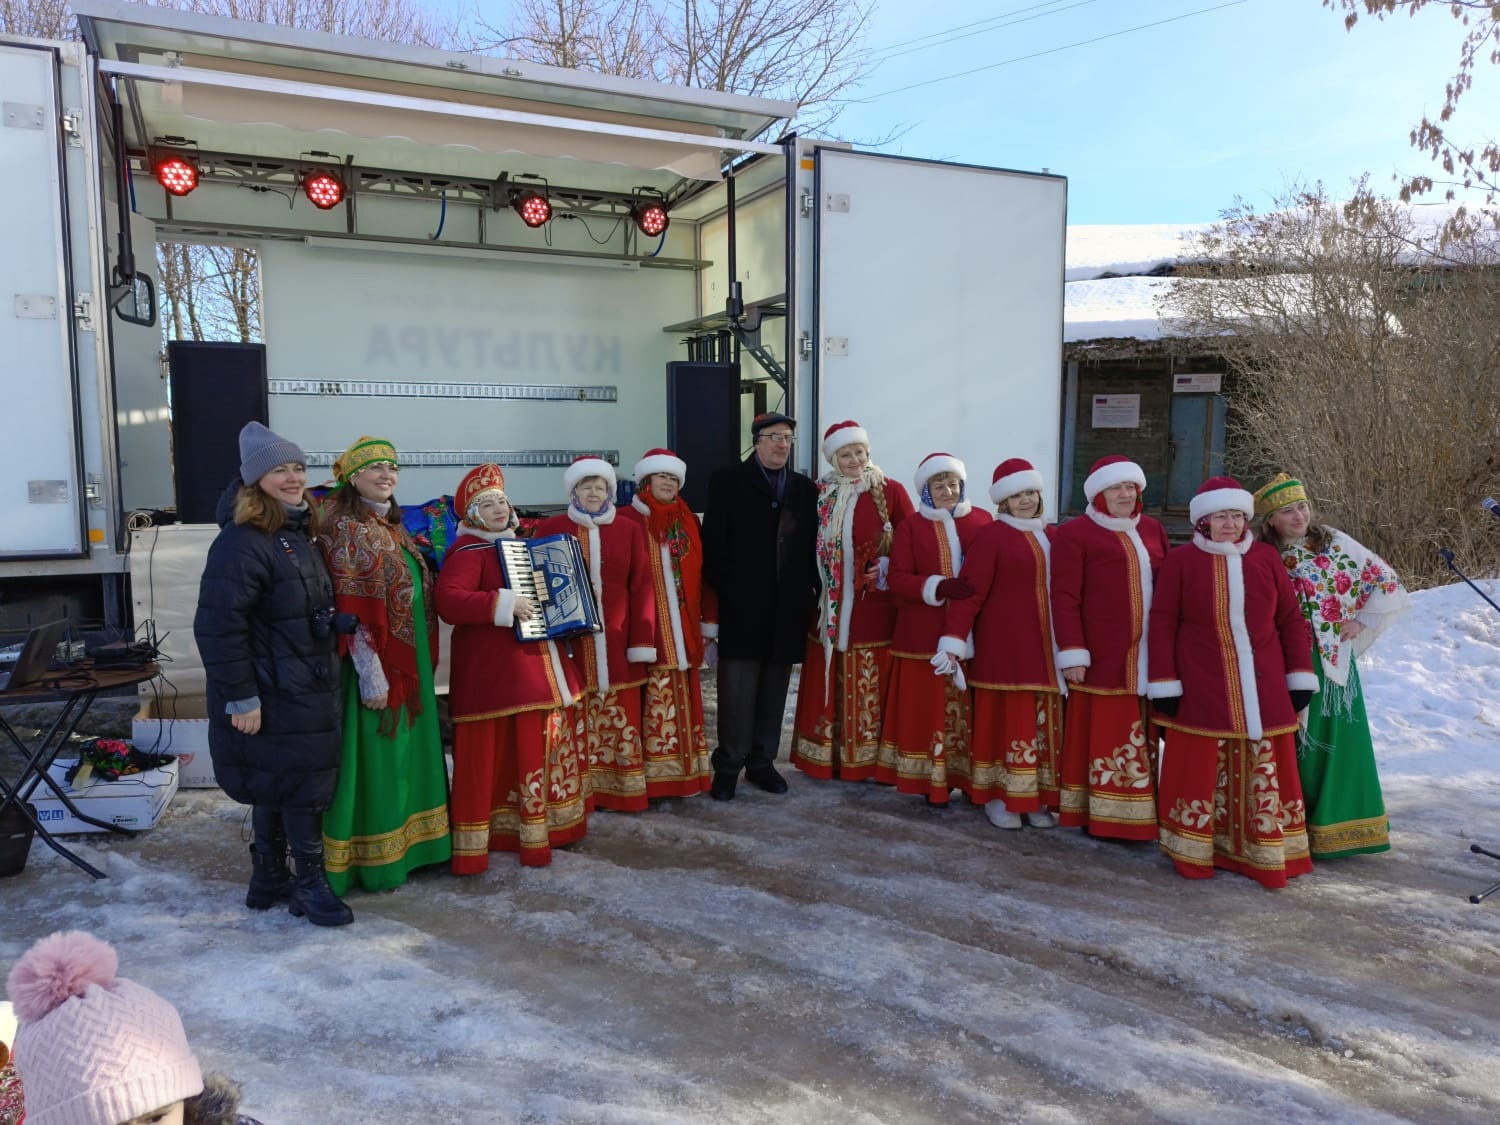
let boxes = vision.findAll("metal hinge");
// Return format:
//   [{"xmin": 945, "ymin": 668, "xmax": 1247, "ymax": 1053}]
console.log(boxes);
[
  {"xmin": 798, "ymin": 331, "xmax": 814, "ymax": 360},
  {"xmin": 85, "ymin": 474, "xmax": 104, "ymax": 509},
  {"xmin": 73, "ymin": 294, "xmax": 94, "ymax": 332},
  {"xmin": 799, "ymin": 189, "xmax": 814, "ymax": 218},
  {"xmin": 61, "ymin": 111, "xmax": 82, "ymax": 146}
]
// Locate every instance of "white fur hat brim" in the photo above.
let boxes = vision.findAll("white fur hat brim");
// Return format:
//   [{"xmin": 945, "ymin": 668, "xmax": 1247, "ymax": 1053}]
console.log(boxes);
[
  {"xmin": 990, "ymin": 468, "xmax": 1045, "ymax": 506},
  {"xmin": 1083, "ymin": 459, "xmax": 1146, "ymax": 503},
  {"xmin": 822, "ymin": 425, "xmax": 870, "ymax": 462},
  {"xmin": 564, "ymin": 457, "xmax": 617, "ymax": 495},
  {"xmin": 634, "ymin": 452, "xmax": 686, "ymax": 485},
  {"xmin": 1190, "ymin": 487, "xmax": 1255, "ymax": 523},
  {"xmin": 913, "ymin": 455, "xmax": 965, "ymax": 496}
]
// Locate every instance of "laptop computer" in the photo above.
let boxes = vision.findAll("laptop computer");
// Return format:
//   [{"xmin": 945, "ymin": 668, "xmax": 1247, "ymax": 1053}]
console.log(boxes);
[{"xmin": 0, "ymin": 620, "xmax": 70, "ymax": 692}]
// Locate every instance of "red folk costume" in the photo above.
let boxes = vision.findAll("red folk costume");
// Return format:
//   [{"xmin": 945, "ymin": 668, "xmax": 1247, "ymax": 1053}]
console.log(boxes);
[
  {"xmin": 1148, "ymin": 478, "xmax": 1318, "ymax": 889},
  {"xmin": 535, "ymin": 457, "xmax": 658, "ymax": 811},
  {"xmin": 792, "ymin": 421, "xmax": 915, "ymax": 780},
  {"xmin": 435, "ymin": 464, "xmax": 588, "ymax": 870},
  {"xmin": 1050, "ymin": 456, "xmax": 1171, "ymax": 840},
  {"xmin": 940, "ymin": 459, "xmax": 1067, "ymax": 818},
  {"xmin": 616, "ymin": 448, "xmax": 713, "ymax": 797},
  {"xmin": 877, "ymin": 453, "xmax": 992, "ymax": 801}
]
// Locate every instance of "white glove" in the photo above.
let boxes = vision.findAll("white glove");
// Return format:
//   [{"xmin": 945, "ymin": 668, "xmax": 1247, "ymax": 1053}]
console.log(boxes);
[{"xmin": 929, "ymin": 650, "xmax": 967, "ymax": 690}]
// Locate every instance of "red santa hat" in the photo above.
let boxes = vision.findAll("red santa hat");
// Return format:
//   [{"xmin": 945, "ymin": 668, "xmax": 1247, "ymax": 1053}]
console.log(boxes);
[
  {"xmin": 989, "ymin": 458, "xmax": 1045, "ymax": 506},
  {"xmin": 821, "ymin": 419, "xmax": 870, "ymax": 462},
  {"xmin": 1083, "ymin": 455, "xmax": 1147, "ymax": 503},
  {"xmin": 913, "ymin": 452, "xmax": 966, "ymax": 497},
  {"xmin": 1189, "ymin": 475, "xmax": 1255, "ymax": 524},
  {"xmin": 634, "ymin": 447, "xmax": 687, "ymax": 485},
  {"xmin": 563, "ymin": 454, "xmax": 617, "ymax": 495}
]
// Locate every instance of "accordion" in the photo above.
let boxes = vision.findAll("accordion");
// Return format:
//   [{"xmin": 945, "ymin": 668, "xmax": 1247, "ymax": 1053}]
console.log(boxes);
[{"xmin": 495, "ymin": 534, "xmax": 603, "ymax": 643}]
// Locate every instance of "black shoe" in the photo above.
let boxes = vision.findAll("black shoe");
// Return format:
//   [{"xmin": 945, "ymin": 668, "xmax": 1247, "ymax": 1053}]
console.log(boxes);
[
  {"xmin": 245, "ymin": 807, "xmax": 293, "ymax": 910},
  {"xmin": 282, "ymin": 809, "xmax": 354, "ymax": 927},
  {"xmin": 710, "ymin": 771, "xmax": 738, "ymax": 801},
  {"xmin": 744, "ymin": 765, "xmax": 789, "ymax": 795}
]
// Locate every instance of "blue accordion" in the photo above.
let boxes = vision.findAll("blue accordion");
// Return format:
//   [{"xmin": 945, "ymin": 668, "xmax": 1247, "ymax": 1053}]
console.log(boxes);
[{"xmin": 496, "ymin": 534, "xmax": 602, "ymax": 643}]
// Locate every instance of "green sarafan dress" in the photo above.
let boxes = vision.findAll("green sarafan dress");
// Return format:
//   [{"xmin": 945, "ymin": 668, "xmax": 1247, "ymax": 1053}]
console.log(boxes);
[
  {"xmin": 320, "ymin": 514, "xmax": 451, "ymax": 894},
  {"xmin": 1278, "ymin": 529, "xmax": 1408, "ymax": 859}
]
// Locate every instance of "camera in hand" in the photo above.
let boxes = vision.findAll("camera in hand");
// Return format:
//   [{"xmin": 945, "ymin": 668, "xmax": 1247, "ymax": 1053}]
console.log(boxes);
[{"xmin": 312, "ymin": 605, "xmax": 360, "ymax": 639}]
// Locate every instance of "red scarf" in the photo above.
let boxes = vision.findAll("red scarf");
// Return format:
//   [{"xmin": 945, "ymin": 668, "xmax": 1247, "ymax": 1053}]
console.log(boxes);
[{"xmin": 639, "ymin": 491, "xmax": 705, "ymax": 667}]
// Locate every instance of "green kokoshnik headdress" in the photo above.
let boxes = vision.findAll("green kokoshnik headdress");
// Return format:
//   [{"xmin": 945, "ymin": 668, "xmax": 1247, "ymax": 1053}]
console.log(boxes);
[{"xmin": 1253, "ymin": 472, "xmax": 1307, "ymax": 520}]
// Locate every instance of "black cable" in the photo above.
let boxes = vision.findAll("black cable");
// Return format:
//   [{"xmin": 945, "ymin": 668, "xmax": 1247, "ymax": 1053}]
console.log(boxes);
[{"xmin": 870, "ymin": 0, "xmax": 1107, "ymax": 63}]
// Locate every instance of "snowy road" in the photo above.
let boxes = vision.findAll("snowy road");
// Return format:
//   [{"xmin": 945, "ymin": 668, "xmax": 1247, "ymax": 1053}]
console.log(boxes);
[{"xmin": 5, "ymin": 584, "xmax": 1500, "ymax": 1123}]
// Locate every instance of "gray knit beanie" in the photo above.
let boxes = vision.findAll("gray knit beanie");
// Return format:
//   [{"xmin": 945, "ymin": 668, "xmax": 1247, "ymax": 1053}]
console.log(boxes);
[{"xmin": 238, "ymin": 421, "xmax": 305, "ymax": 486}]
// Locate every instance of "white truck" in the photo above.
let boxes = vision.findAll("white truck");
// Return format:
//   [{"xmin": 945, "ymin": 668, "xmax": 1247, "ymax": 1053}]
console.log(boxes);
[{"xmin": 1, "ymin": 0, "xmax": 1067, "ymax": 638}]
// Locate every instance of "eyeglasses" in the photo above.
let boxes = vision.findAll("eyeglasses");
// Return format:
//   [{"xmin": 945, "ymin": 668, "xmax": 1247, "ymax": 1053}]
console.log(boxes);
[{"xmin": 758, "ymin": 432, "xmax": 794, "ymax": 445}]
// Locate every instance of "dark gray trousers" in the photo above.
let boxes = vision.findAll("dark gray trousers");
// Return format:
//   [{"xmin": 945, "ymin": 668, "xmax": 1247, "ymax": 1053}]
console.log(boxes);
[{"xmin": 713, "ymin": 657, "xmax": 794, "ymax": 776}]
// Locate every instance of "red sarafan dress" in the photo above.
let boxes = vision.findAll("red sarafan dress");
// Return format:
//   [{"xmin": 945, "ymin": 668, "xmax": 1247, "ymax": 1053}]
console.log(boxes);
[
  {"xmin": 435, "ymin": 527, "xmax": 587, "ymax": 869},
  {"xmin": 1149, "ymin": 530, "xmax": 1318, "ymax": 888},
  {"xmin": 535, "ymin": 504, "xmax": 658, "ymax": 811},
  {"xmin": 791, "ymin": 468, "xmax": 914, "ymax": 780},
  {"xmin": 877, "ymin": 495, "xmax": 991, "ymax": 801},
  {"xmin": 940, "ymin": 513, "xmax": 1066, "ymax": 813},
  {"xmin": 617, "ymin": 492, "xmax": 713, "ymax": 797},
  {"xmin": 1050, "ymin": 506, "xmax": 1170, "ymax": 839}
]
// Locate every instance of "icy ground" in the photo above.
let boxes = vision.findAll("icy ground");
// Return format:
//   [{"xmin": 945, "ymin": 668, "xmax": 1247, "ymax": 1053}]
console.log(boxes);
[{"xmin": 4, "ymin": 581, "xmax": 1500, "ymax": 1124}]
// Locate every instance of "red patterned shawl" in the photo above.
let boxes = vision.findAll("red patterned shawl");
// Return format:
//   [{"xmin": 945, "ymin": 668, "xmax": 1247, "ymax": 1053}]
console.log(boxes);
[{"xmin": 639, "ymin": 490, "xmax": 705, "ymax": 668}]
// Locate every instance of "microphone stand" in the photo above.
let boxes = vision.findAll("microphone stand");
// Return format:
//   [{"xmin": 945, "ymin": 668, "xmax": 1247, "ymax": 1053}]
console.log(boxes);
[{"xmin": 1438, "ymin": 548, "xmax": 1500, "ymax": 904}]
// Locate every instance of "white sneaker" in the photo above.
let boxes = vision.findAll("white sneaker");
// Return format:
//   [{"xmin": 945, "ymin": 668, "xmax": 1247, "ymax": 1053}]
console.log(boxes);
[
  {"xmin": 985, "ymin": 801, "xmax": 1023, "ymax": 830},
  {"xmin": 1026, "ymin": 810, "xmax": 1056, "ymax": 829}
]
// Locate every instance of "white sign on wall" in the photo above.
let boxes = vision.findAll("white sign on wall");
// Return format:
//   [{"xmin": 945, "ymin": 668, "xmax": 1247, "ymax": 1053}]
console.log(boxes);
[
  {"xmin": 1173, "ymin": 372, "xmax": 1223, "ymax": 393},
  {"xmin": 1091, "ymin": 393, "xmax": 1140, "ymax": 429}
]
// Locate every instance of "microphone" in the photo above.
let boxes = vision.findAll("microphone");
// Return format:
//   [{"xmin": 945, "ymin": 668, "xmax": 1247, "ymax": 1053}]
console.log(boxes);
[{"xmin": 1485, "ymin": 498, "xmax": 1500, "ymax": 520}]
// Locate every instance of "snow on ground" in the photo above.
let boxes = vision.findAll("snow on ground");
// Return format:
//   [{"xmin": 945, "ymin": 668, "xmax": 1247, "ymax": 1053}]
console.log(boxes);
[{"xmin": 5, "ymin": 582, "xmax": 1500, "ymax": 1123}]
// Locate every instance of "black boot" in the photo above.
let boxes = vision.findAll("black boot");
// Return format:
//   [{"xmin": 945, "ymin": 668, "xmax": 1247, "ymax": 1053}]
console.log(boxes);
[
  {"xmin": 245, "ymin": 806, "xmax": 293, "ymax": 910},
  {"xmin": 281, "ymin": 809, "xmax": 354, "ymax": 927}
]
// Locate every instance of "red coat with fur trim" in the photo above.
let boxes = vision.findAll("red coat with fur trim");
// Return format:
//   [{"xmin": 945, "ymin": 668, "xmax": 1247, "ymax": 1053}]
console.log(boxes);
[
  {"xmin": 1050, "ymin": 510, "xmax": 1171, "ymax": 695},
  {"xmin": 617, "ymin": 499, "xmax": 718, "ymax": 671},
  {"xmin": 434, "ymin": 530, "xmax": 582, "ymax": 720},
  {"xmin": 887, "ymin": 503, "xmax": 992, "ymax": 656},
  {"xmin": 535, "ymin": 509, "xmax": 657, "ymax": 694},
  {"xmin": 814, "ymin": 480, "xmax": 916, "ymax": 648},
  {"xmin": 1147, "ymin": 535, "xmax": 1316, "ymax": 740},
  {"xmin": 941, "ymin": 516, "xmax": 1064, "ymax": 692}
]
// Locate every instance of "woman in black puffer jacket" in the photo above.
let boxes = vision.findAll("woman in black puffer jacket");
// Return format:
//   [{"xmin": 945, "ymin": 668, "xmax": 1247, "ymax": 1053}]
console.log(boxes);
[{"xmin": 193, "ymin": 422, "xmax": 351, "ymax": 927}]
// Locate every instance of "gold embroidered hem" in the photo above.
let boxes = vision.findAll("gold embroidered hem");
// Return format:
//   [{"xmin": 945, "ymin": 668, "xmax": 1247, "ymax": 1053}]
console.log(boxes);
[
  {"xmin": 324, "ymin": 805, "xmax": 450, "ymax": 872},
  {"xmin": 792, "ymin": 644, "xmax": 892, "ymax": 781},
  {"xmin": 1308, "ymin": 814, "xmax": 1389, "ymax": 857},
  {"xmin": 875, "ymin": 658, "xmax": 971, "ymax": 800},
  {"xmin": 584, "ymin": 687, "xmax": 648, "ymax": 811},
  {"xmin": 642, "ymin": 667, "xmax": 711, "ymax": 797}
]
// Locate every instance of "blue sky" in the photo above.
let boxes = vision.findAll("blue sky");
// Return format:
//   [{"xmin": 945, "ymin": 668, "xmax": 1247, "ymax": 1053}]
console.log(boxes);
[{"xmin": 834, "ymin": 0, "xmax": 1500, "ymax": 223}]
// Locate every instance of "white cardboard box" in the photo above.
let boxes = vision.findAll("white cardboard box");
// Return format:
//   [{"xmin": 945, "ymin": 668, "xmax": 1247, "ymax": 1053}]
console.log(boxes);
[
  {"xmin": 29, "ymin": 759, "xmax": 180, "ymax": 835},
  {"xmin": 134, "ymin": 696, "xmax": 216, "ymax": 788}
]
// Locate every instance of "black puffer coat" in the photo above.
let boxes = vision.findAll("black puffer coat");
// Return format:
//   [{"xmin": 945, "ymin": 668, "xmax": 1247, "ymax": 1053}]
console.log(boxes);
[
  {"xmin": 701, "ymin": 453, "xmax": 820, "ymax": 663},
  {"xmin": 193, "ymin": 482, "xmax": 341, "ymax": 810}
]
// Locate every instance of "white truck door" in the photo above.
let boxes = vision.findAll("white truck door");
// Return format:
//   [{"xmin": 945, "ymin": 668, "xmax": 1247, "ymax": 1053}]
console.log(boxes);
[
  {"xmin": 812, "ymin": 149, "xmax": 1067, "ymax": 505},
  {"xmin": 1, "ymin": 41, "xmax": 86, "ymax": 558}
]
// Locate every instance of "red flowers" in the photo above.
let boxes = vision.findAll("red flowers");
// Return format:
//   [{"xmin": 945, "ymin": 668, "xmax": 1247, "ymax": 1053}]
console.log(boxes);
[
  {"xmin": 1319, "ymin": 594, "xmax": 1343, "ymax": 622},
  {"xmin": 1314, "ymin": 555, "xmax": 1332, "ymax": 570},
  {"xmin": 1334, "ymin": 571, "xmax": 1353, "ymax": 595}
]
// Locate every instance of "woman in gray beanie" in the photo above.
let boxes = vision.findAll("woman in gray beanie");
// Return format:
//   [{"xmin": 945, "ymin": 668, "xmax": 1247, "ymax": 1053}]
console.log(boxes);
[{"xmin": 192, "ymin": 422, "xmax": 352, "ymax": 926}]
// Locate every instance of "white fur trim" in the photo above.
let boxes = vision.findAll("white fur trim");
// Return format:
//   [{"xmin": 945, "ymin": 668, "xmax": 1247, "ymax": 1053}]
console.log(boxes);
[
  {"xmin": 1027, "ymin": 522, "xmax": 1066, "ymax": 697},
  {"xmin": 632, "ymin": 495, "xmax": 650, "ymax": 517},
  {"xmin": 913, "ymin": 455, "xmax": 965, "ymax": 495},
  {"xmin": 990, "ymin": 469, "xmax": 1045, "ymax": 507},
  {"xmin": 1219, "ymin": 543, "xmax": 1261, "ymax": 739},
  {"xmin": 996, "ymin": 513, "xmax": 1046, "ymax": 533},
  {"xmin": 545, "ymin": 640, "xmax": 575, "ymax": 708},
  {"xmin": 1147, "ymin": 679, "xmax": 1183, "ymax": 699},
  {"xmin": 493, "ymin": 588, "xmax": 517, "ymax": 628},
  {"xmin": 1085, "ymin": 507, "xmax": 1139, "ymax": 533},
  {"xmin": 572, "ymin": 521, "xmax": 610, "ymax": 695},
  {"xmin": 627, "ymin": 646, "xmax": 657, "ymax": 664},
  {"xmin": 568, "ymin": 502, "xmax": 615, "ymax": 528},
  {"xmin": 1191, "ymin": 530, "xmax": 1253, "ymax": 557},
  {"xmin": 564, "ymin": 457, "xmax": 616, "ymax": 495},
  {"xmin": 1287, "ymin": 671, "xmax": 1319, "ymax": 692},
  {"xmin": 659, "ymin": 542, "xmax": 689, "ymax": 670},
  {"xmin": 1057, "ymin": 648, "xmax": 1091, "ymax": 670},
  {"xmin": 1083, "ymin": 459, "xmax": 1146, "ymax": 503},
  {"xmin": 1189, "ymin": 486, "xmax": 1255, "ymax": 524},
  {"xmin": 937, "ymin": 634, "xmax": 968, "ymax": 659},
  {"xmin": 701, "ymin": 621, "xmax": 719, "ymax": 640},
  {"xmin": 919, "ymin": 500, "xmax": 972, "ymax": 522},
  {"xmin": 822, "ymin": 425, "xmax": 870, "ymax": 462},
  {"xmin": 635, "ymin": 452, "xmax": 687, "ymax": 485},
  {"xmin": 922, "ymin": 574, "xmax": 946, "ymax": 606}
]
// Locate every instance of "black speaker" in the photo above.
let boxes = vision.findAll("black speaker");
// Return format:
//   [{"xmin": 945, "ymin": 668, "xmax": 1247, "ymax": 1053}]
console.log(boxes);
[
  {"xmin": 167, "ymin": 342, "xmax": 268, "ymax": 524},
  {"xmin": 666, "ymin": 362, "xmax": 741, "ymax": 512}
]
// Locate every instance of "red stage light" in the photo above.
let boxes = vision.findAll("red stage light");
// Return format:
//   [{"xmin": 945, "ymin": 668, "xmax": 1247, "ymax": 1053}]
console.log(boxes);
[
  {"xmin": 631, "ymin": 200, "xmax": 670, "ymax": 238},
  {"xmin": 153, "ymin": 155, "xmax": 199, "ymax": 197},
  {"xmin": 304, "ymin": 170, "xmax": 345, "ymax": 210},
  {"xmin": 511, "ymin": 189, "xmax": 552, "ymax": 228}
]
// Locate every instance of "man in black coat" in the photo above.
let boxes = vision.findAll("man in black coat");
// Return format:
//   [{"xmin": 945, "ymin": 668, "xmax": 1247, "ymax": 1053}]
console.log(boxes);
[{"xmin": 701, "ymin": 412, "xmax": 820, "ymax": 800}]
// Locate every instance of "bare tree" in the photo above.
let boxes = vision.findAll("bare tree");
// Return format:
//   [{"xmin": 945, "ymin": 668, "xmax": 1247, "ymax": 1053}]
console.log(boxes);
[
  {"xmin": 1160, "ymin": 181, "xmax": 1500, "ymax": 587},
  {"xmin": 1326, "ymin": 2, "xmax": 1500, "ymax": 222},
  {"xmin": 486, "ymin": 0, "xmax": 874, "ymax": 133},
  {"xmin": 0, "ymin": 0, "xmax": 68, "ymax": 37}
]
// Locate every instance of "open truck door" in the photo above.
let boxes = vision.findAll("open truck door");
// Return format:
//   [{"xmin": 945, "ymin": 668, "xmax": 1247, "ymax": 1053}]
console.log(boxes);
[{"xmin": 803, "ymin": 148, "xmax": 1066, "ymax": 500}]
